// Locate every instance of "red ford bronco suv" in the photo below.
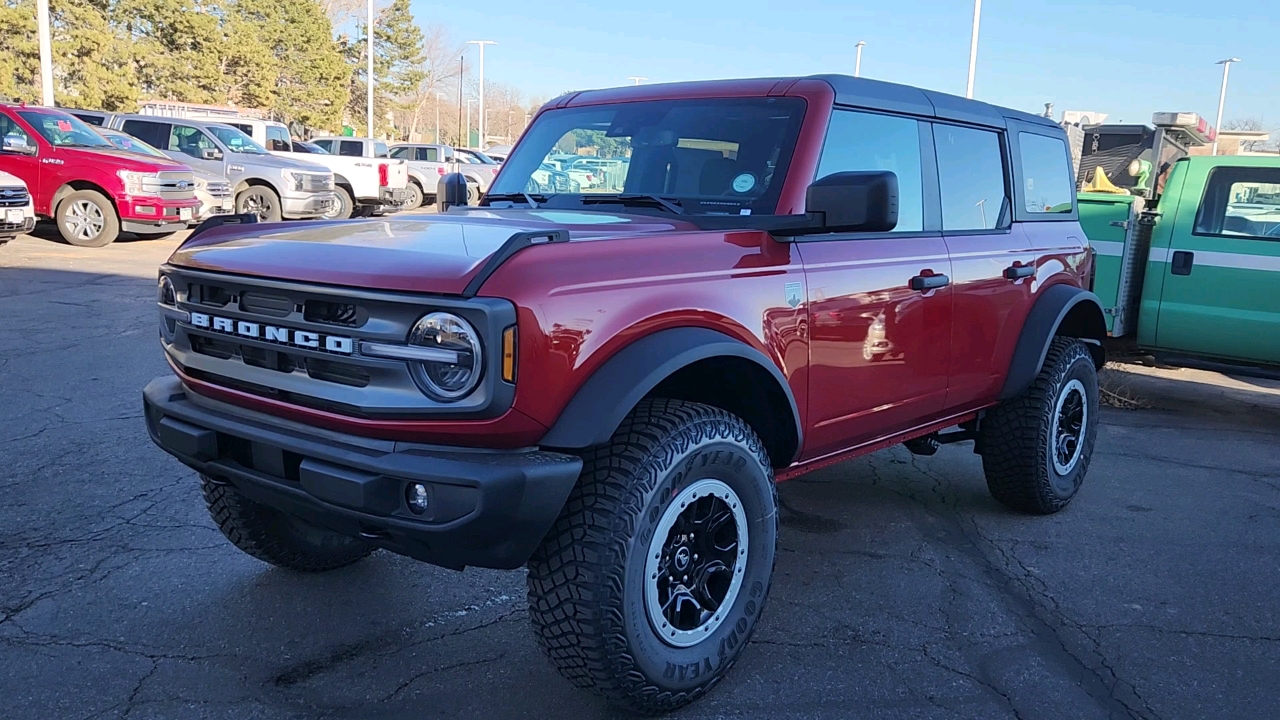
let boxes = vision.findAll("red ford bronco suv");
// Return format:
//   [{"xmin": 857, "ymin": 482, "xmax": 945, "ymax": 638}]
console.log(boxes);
[{"xmin": 144, "ymin": 75, "xmax": 1105, "ymax": 713}]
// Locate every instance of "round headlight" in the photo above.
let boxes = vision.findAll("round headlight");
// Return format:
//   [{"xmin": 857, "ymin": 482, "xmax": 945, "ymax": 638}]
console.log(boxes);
[
  {"xmin": 157, "ymin": 275, "xmax": 176, "ymax": 306},
  {"xmin": 408, "ymin": 312, "xmax": 482, "ymax": 400}
]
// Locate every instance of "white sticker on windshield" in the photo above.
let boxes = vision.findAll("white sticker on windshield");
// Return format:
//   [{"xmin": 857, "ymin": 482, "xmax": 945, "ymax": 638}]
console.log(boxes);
[{"xmin": 732, "ymin": 173, "xmax": 756, "ymax": 193}]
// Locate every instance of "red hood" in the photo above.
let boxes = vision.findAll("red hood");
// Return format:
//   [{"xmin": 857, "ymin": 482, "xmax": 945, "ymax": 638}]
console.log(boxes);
[
  {"xmin": 167, "ymin": 210, "xmax": 699, "ymax": 295},
  {"xmin": 65, "ymin": 146, "xmax": 192, "ymax": 172}
]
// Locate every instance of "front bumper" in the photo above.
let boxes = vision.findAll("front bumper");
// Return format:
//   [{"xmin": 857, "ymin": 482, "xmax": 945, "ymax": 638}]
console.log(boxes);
[
  {"xmin": 122, "ymin": 218, "xmax": 192, "ymax": 234},
  {"xmin": 143, "ymin": 375, "xmax": 582, "ymax": 570},
  {"xmin": 0, "ymin": 215, "xmax": 36, "ymax": 239},
  {"xmin": 280, "ymin": 191, "xmax": 336, "ymax": 219}
]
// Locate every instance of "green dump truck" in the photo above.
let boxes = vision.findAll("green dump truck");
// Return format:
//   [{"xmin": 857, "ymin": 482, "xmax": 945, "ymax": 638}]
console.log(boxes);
[{"xmin": 1081, "ymin": 154, "xmax": 1280, "ymax": 370}]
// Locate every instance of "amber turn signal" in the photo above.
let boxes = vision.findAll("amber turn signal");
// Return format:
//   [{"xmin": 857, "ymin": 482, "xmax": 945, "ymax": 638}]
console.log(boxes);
[{"xmin": 502, "ymin": 326, "xmax": 516, "ymax": 383}]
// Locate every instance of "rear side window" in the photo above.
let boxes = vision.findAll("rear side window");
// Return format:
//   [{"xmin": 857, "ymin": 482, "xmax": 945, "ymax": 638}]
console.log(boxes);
[
  {"xmin": 817, "ymin": 110, "xmax": 924, "ymax": 232},
  {"xmin": 1194, "ymin": 166, "xmax": 1280, "ymax": 241},
  {"xmin": 266, "ymin": 126, "xmax": 290, "ymax": 152},
  {"xmin": 933, "ymin": 124, "xmax": 1008, "ymax": 231},
  {"xmin": 338, "ymin": 140, "xmax": 363, "ymax": 157},
  {"xmin": 1019, "ymin": 133, "xmax": 1073, "ymax": 214},
  {"xmin": 121, "ymin": 120, "xmax": 170, "ymax": 150},
  {"xmin": 419, "ymin": 147, "xmax": 440, "ymax": 162},
  {"xmin": 374, "ymin": 142, "xmax": 389, "ymax": 158},
  {"xmin": 312, "ymin": 138, "xmax": 334, "ymax": 152}
]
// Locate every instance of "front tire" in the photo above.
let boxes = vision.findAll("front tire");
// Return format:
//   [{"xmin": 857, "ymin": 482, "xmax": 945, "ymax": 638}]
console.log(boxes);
[
  {"xmin": 201, "ymin": 476, "xmax": 374, "ymax": 571},
  {"xmin": 236, "ymin": 186, "xmax": 282, "ymax": 222},
  {"xmin": 56, "ymin": 190, "xmax": 119, "ymax": 247},
  {"xmin": 527, "ymin": 399, "xmax": 777, "ymax": 714},
  {"xmin": 980, "ymin": 337, "xmax": 1099, "ymax": 514}
]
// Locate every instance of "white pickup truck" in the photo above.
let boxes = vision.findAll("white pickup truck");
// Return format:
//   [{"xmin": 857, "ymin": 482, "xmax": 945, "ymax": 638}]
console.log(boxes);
[
  {"xmin": 387, "ymin": 143, "xmax": 499, "ymax": 210},
  {"xmin": 202, "ymin": 118, "xmax": 409, "ymax": 219}
]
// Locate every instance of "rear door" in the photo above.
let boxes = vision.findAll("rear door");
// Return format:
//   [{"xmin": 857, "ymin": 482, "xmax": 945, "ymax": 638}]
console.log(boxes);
[
  {"xmin": 1152, "ymin": 162, "xmax": 1280, "ymax": 364},
  {"xmin": 797, "ymin": 108, "xmax": 953, "ymax": 458}
]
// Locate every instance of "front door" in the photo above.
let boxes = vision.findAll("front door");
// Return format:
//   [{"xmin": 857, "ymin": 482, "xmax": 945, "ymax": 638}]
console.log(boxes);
[
  {"xmin": 1153, "ymin": 163, "xmax": 1280, "ymax": 365},
  {"xmin": 797, "ymin": 109, "xmax": 952, "ymax": 459},
  {"xmin": 0, "ymin": 111, "xmax": 45, "ymax": 212}
]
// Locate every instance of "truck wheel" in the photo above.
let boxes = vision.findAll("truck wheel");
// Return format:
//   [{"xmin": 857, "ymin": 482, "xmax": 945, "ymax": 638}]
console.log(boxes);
[
  {"xmin": 56, "ymin": 190, "xmax": 119, "ymax": 248},
  {"xmin": 404, "ymin": 182, "xmax": 423, "ymax": 211},
  {"xmin": 466, "ymin": 182, "xmax": 480, "ymax": 205},
  {"xmin": 236, "ymin": 186, "xmax": 282, "ymax": 222},
  {"xmin": 200, "ymin": 475, "xmax": 373, "ymax": 571},
  {"xmin": 980, "ymin": 337, "xmax": 1099, "ymax": 514},
  {"xmin": 527, "ymin": 399, "xmax": 777, "ymax": 714},
  {"xmin": 323, "ymin": 186, "xmax": 354, "ymax": 220}
]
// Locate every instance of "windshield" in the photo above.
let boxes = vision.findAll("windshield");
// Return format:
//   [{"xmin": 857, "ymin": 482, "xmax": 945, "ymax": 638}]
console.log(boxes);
[
  {"xmin": 17, "ymin": 111, "xmax": 113, "ymax": 149},
  {"xmin": 100, "ymin": 130, "xmax": 168, "ymax": 159},
  {"xmin": 206, "ymin": 125, "xmax": 268, "ymax": 154},
  {"xmin": 487, "ymin": 97, "xmax": 805, "ymax": 215}
]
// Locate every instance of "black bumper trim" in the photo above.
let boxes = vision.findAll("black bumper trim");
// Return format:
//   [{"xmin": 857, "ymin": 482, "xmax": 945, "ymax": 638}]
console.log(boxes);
[{"xmin": 143, "ymin": 375, "xmax": 582, "ymax": 570}]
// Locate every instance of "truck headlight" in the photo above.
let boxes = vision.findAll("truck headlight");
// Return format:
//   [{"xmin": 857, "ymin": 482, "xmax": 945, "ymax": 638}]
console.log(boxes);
[
  {"xmin": 280, "ymin": 169, "xmax": 304, "ymax": 192},
  {"xmin": 118, "ymin": 170, "xmax": 160, "ymax": 196},
  {"xmin": 407, "ymin": 312, "xmax": 482, "ymax": 400}
]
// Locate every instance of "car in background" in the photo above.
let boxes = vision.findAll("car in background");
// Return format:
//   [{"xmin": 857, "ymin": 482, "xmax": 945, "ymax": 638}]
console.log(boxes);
[
  {"xmin": 108, "ymin": 115, "xmax": 335, "ymax": 222},
  {"xmin": 482, "ymin": 144, "xmax": 511, "ymax": 162},
  {"xmin": 0, "ymin": 104, "xmax": 199, "ymax": 247},
  {"xmin": 389, "ymin": 143, "xmax": 491, "ymax": 208},
  {"xmin": 96, "ymin": 127, "xmax": 234, "ymax": 224},
  {"xmin": 0, "ymin": 169, "xmax": 35, "ymax": 246},
  {"xmin": 290, "ymin": 140, "xmax": 329, "ymax": 154},
  {"xmin": 302, "ymin": 136, "xmax": 410, "ymax": 216}
]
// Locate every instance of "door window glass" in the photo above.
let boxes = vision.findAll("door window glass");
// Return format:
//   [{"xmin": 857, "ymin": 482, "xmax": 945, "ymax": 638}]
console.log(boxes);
[
  {"xmin": 374, "ymin": 141, "xmax": 389, "ymax": 158},
  {"xmin": 1018, "ymin": 133, "xmax": 1073, "ymax": 214},
  {"xmin": 338, "ymin": 140, "xmax": 363, "ymax": 157},
  {"xmin": 312, "ymin": 138, "xmax": 334, "ymax": 152},
  {"xmin": 1194, "ymin": 166, "xmax": 1280, "ymax": 240},
  {"xmin": 121, "ymin": 120, "xmax": 171, "ymax": 150},
  {"xmin": 0, "ymin": 113, "xmax": 33, "ymax": 151},
  {"xmin": 419, "ymin": 147, "xmax": 439, "ymax": 162},
  {"xmin": 266, "ymin": 126, "xmax": 291, "ymax": 152},
  {"xmin": 390, "ymin": 146, "xmax": 411, "ymax": 159},
  {"xmin": 169, "ymin": 125, "xmax": 217, "ymax": 159},
  {"xmin": 934, "ymin": 124, "xmax": 1009, "ymax": 231},
  {"xmin": 816, "ymin": 110, "xmax": 924, "ymax": 232}
]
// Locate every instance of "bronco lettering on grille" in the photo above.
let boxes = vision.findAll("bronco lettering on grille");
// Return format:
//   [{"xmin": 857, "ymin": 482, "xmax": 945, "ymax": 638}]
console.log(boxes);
[{"xmin": 188, "ymin": 312, "xmax": 354, "ymax": 354}]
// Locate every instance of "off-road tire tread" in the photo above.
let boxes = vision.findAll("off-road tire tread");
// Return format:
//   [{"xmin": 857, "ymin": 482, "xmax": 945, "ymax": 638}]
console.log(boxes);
[
  {"xmin": 980, "ymin": 337, "xmax": 1096, "ymax": 514},
  {"xmin": 201, "ymin": 476, "xmax": 373, "ymax": 572},
  {"xmin": 526, "ymin": 398, "xmax": 776, "ymax": 715}
]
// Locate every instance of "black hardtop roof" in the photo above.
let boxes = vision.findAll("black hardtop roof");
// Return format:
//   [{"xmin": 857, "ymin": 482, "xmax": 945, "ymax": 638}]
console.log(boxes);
[{"xmin": 810, "ymin": 74, "xmax": 1059, "ymax": 130}]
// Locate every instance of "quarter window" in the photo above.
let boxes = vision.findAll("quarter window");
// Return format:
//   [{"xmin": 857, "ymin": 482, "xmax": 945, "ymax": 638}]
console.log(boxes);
[
  {"xmin": 1194, "ymin": 166, "xmax": 1280, "ymax": 240},
  {"xmin": 338, "ymin": 140, "xmax": 363, "ymax": 157},
  {"xmin": 816, "ymin": 110, "xmax": 924, "ymax": 232},
  {"xmin": 419, "ymin": 147, "xmax": 440, "ymax": 162},
  {"xmin": 1018, "ymin": 133, "xmax": 1073, "ymax": 214},
  {"xmin": 933, "ymin": 124, "xmax": 1008, "ymax": 231}
]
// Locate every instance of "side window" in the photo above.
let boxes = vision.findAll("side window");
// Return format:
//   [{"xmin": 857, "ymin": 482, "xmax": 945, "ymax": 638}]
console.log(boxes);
[
  {"xmin": 312, "ymin": 139, "xmax": 334, "ymax": 152},
  {"xmin": 120, "ymin": 120, "xmax": 170, "ymax": 150},
  {"xmin": 0, "ymin": 113, "xmax": 34, "ymax": 150},
  {"xmin": 374, "ymin": 141, "xmax": 389, "ymax": 158},
  {"xmin": 1194, "ymin": 166, "xmax": 1280, "ymax": 240},
  {"xmin": 1018, "ymin": 133, "xmax": 1073, "ymax": 214},
  {"xmin": 420, "ymin": 147, "xmax": 439, "ymax": 162},
  {"xmin": 266, "ymin": 126, "xmax": 290, "ymax": 152},
  {"xmin": 389, "ymin": 146, "xmax": 411, "ymax": 159},
  {"xmin": 338, "ymin": 140, "xmax": 363, "ymax": 157},
  {"xmin": 169, "ymin": 125, "xmax": 216, "ymax": 158},
  {"xmin": 933, "ymin": 124, "xmax": 1008, "ymax": 231},
  {"xmin": 816, "ymin": 110, "xmax": 924, "ymax": 232}
]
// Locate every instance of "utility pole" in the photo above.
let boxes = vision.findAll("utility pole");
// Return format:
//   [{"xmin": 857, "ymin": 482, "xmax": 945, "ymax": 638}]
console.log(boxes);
[
  {"xmin": 466, "ymin": 99, "xmax": 471, "ymax": 148},
  {"xmin": 467, "ymin": 40, "xmax": 496, "ymax": 149},
  {"xmin": 1212, "ymin": 58, "xmax": 1241, "ymax": 156},
  {"xmin": 36, "ymin": 0, "xmax": 54, "ymax": 105},
  {"xmin": 366, "ymin": 0, "xmax": 374, "ymax": 138},
  {"xmin": 854, "ymin": 42, "xmax": 865, "ymax": 78},
  {"xmin": 965, "ymin": 0, "xmax": 982, "ymax": 99}
]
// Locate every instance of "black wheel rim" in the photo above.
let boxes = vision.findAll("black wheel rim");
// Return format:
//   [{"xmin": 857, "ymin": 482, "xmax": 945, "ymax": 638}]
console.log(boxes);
[
  {"xmin": 644, "ymin": 479, "xmax": 748, "ymax": 647},
  {"xmin": 1051, "ymin": 378, "xmax": 1087, "ymax": 476}
]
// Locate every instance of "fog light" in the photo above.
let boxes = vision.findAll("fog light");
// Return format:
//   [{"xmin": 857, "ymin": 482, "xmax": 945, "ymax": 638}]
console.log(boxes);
[{"xmin": 406, "ymin": 483, "xmax": 430, "ymax": 515}]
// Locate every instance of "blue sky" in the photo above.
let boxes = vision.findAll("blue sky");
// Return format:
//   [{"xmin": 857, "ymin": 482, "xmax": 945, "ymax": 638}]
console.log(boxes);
[{"xmin": 413, "ymin": 0, "xmax": 1278, "ymax": 129}]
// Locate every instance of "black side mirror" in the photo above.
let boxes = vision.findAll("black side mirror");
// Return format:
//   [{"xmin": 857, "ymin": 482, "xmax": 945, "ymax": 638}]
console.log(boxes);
[
  {"xmin": 437, "ymin": 172, "xmax": 469, "ymax": 211},
  {"xmin": 806, "ymin": 171, "xmax": 898, "ymax": 234},
  {"xmin": 202, "ymin": 148, "xmax": 223, "ymax": 161}
]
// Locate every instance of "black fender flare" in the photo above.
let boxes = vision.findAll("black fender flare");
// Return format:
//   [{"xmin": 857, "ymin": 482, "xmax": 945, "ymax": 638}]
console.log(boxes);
[
  {"xmin": 1000, "ymin": 284, "xmax": 1107, "ymax": 400},
  {"xmin": 539, "ymin": 327, "xmax": 803, "ymax": 460}
]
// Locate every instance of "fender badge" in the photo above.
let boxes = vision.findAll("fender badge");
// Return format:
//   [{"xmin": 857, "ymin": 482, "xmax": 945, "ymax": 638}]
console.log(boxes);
[{"xmin": 784, "ymin": 282, "xmax": 802, "ymax": 309}]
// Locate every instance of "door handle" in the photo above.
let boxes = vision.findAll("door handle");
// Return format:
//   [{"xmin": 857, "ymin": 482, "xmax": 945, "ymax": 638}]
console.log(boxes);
[
  {"xmin": 910, "ymin": 274, "xmax": 950, "ymax": 291},
  {"xmin": 1004, "ymin": 264, "xmax": 1035, "ymax": 280},
  {"xmin": 1171, "ymin": 251, "xmax": 1194, "ymax": 276}
]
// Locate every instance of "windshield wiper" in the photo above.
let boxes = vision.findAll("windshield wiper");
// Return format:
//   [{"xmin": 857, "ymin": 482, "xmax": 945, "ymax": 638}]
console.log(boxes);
[
  {"xmin": 579, "ymin": 194, "xmax": 685, "ymax": 215},
  {"xmin": 484, "ymin": 192, "xmax": 549, "ymax": 208}
]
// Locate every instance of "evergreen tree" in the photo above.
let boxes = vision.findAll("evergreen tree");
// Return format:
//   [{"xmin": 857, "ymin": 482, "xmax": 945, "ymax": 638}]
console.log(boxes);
[{"xmin": 343, "ymin": 0, "xmax": 424, "ymax": 136}]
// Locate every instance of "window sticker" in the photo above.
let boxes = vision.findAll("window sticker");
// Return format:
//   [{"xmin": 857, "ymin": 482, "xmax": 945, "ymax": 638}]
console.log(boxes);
[{"xmin": 732, "ymin": 173, "xmax": 756, "ymax": 193}]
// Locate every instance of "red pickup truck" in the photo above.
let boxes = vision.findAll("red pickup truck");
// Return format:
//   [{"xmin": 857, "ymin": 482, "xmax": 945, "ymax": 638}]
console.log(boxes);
[
  {"xmin": 0, "ymin": 104, "xmax": 200, "ymax": 247},
  {"xmin": 143, "ymin": 75, "xmax": 1105, "ymax": 713}
]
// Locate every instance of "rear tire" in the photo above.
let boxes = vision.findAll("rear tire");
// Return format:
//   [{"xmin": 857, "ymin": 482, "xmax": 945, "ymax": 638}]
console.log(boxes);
[
  {"xmin": 466, "ymin": 181, "xmax": 480, "ymax": 205},
  {"xmin": 56, "ymin": 190, "xmax": 119, "ymax": 247},
  {"xmin": 527, "ymin": 399, "xmax": 777, "ymax": 714},
  {"xmin": 980, "ymin": 337, "xmax": 1099, "ymax": 514},
  {"xmin": 324, "ymin": 186, "xmax": 354, "ymax": 220},
  {"xmin": 404, "ymin": 181, "xmax": 423, "ymax": 211},
  {"xmin": 235, "ymin": 186, "xmax": 282, "ymax": 222},
  {"xmin": 201, "ymin": 475, "xmax": 374, "ymax": 571}
]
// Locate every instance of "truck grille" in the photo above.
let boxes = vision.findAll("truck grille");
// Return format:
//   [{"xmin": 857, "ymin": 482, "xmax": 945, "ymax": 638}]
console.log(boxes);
[
  {"xmin": 145, "ymin": 171, "xmax": 197, "ymax": 201},
  {"xmin": 299, "ymin": 173, "xmax": 333, "ymax": 193},
  {"xmin": 205, "ymin": 181, "xmax": 232, "ymax": 199},
  {"xmin": 0, "ymin": 186, "xmax": 29, "ymax": 207}
]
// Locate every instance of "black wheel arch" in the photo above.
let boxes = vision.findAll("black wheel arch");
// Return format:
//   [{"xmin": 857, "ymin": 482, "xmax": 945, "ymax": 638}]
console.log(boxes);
[
  {"xmin": 1000, "ymin": 283, "xmax": 1106, "ymax": 400},
  {"xmin": 539, "ymin": 327, "xmax": 803, "ymax": 466}
]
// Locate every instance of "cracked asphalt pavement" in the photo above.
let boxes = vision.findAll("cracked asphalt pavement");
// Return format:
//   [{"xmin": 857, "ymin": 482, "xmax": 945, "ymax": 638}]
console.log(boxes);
[{"xmin": 2, "ymin": 230, "xmax": 1279, "ymax": 719}]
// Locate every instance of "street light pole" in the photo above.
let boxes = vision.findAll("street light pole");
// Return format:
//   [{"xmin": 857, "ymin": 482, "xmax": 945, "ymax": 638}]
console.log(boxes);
[
  {"xmin": 366, "ymin": 0, "xmax": 375, "ymax": 138},
  {"xmin": 965, "ymin": 0, "xmax": 982, "ymax": 99},
  {"xmin": 1212, "ymin": 57, "xmax": 1241, "ymax": 156},
  {"xmin": 854, "ymin": 42, "xmax": 865, "ymax": 78},
  {"xmin": 467, "ymin": 40, "xmax": 496, "ymax": 149},
  {"xmin": 36, "ymin": 0, "xmax": 54, "ymax": 105}
]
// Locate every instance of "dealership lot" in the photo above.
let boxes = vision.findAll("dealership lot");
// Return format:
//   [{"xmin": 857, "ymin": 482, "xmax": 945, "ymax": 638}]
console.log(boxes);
[{"xmin": 2, "ymin": 229, "xmax": 1278, "ymax": 720}]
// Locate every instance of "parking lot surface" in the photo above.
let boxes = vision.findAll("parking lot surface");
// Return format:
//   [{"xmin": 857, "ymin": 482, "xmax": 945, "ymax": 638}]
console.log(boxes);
[{"xmin": 2, "ymin": 227, "xmax": 1279, "ymax": 720}]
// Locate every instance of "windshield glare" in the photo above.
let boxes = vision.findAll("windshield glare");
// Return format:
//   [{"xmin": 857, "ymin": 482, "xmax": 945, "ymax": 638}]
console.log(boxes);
[
  {"xmin": 101, "ymin": 130, "xmax": 167, "ymax": 159},
  {"xmin": 488, "ymin": 97, "xmax": 806, "ymax": 215},
  {"xmin": 17, "ymin": 111, "xmax": 112, "ymax": 148},
  {"xmin": 207, "ymin": 125, "xmax": 268, "ymax": 154}
]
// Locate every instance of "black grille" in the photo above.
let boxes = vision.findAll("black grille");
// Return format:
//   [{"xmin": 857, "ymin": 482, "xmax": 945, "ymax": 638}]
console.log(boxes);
[
  {"xmin": 189, "ymin": 283, "xmax": 233, "ymax": 307},
  {"xmin": 190, "ymin": 335, "xmax": 235, "ymax": 360},
  {"xmin": 305, "ymin": 358, "xmax": 370, "ymax": 387},
  {"xmin": 304, "ymin": 299, "xmax": 362, "ymax": 327},
  {"xmin": 240, "ymin": 292, "xmax": 294, "ymax": 318}
]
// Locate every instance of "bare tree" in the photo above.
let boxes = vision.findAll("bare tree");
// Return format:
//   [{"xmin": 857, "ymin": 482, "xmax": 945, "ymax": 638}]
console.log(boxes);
[{"xmin": 1223, "ymin": 118, "xmax": 1278, "ymax": 153}]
